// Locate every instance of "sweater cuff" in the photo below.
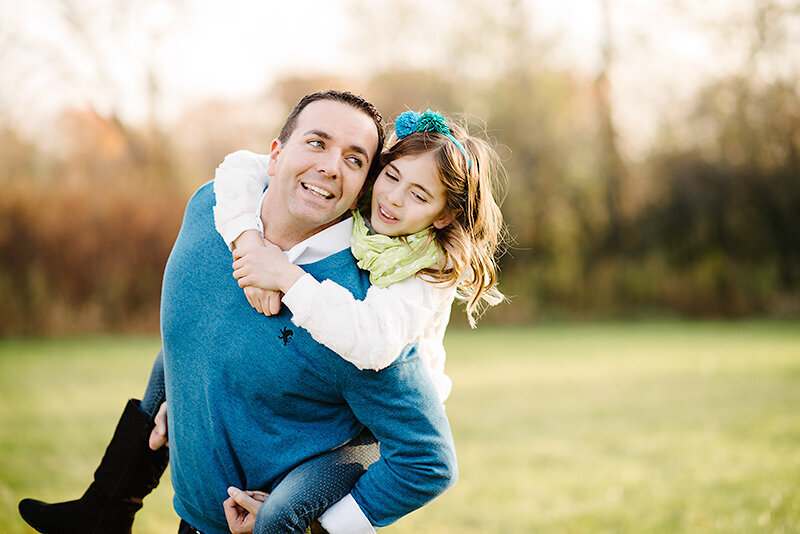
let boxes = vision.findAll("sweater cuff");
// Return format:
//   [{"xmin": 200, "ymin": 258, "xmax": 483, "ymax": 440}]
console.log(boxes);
[
  {"xmin": 215, "ymin": 211, "xmax": 261, "ymax": 251},
  {"xmin": 282, "ymin": 273, "xmax": 319, "ymax": 323},
  {"xmin": 318, "ymin": 493, "xmax": 376, "ymax": 534}
]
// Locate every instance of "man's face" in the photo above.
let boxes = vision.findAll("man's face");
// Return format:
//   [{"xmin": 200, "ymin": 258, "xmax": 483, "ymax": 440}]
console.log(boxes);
[{"xmin": 266, "ymin": 100, "xmax": 379, "ymax": 235}]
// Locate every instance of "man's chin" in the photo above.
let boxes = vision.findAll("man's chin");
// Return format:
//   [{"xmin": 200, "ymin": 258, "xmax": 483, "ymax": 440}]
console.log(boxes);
[{"xmin": 292, "ymin": 206, "xmax": 348, "ymax": 233}]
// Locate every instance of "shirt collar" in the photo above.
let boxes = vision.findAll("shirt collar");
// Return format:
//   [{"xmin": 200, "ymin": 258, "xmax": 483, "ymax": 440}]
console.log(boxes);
[{"xmin": 254, "ymin": 190, "xmax": 353, "ymax": 266}]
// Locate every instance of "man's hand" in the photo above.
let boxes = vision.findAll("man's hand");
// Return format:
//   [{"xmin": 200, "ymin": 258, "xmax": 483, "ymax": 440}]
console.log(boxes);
[
  {"xmin": 223, "ymin": 486, "xmax": 268, "ymax": 534},
  {"xmin": 149, "ymin": 401, "xmax": 168, "ymax": 450}
]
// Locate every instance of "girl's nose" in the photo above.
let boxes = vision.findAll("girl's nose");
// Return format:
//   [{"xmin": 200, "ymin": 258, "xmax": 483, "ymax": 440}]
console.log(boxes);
[{"xmin": 386, "ymin": 187, "xmax": 403, "ymax": 206}]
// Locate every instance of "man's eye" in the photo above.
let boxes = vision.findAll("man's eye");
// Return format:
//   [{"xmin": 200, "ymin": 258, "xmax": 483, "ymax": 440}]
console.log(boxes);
[
  {"xmin": 346, "ymin": 156, "xmax": 364, "ymax": 168},
  {"xmin": 308, "ymin": 140, "xmax": 324, "ymax": 148}
]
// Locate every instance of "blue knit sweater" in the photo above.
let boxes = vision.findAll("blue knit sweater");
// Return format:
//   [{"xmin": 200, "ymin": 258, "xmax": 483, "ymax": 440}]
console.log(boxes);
[{"xmin": 161, "ymin": 182, "xmax": 457, "ymax": 534}]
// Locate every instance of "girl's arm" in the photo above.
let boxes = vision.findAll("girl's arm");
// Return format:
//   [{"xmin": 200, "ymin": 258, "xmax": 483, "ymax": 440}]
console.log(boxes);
[
  {"xmin": 214, "ymin": 150, "xmax": 282, "ymax": 316},
  {"xmin": 285, "ymin": 275, "xmax": 452, "ymax": 371},
  {"xmin": 212, "ymin": 150, "xmax": 271, "ymax": 250},
  {"xmin": 233, "ymin": 242, "xmax": 453, "ymax": 371}
]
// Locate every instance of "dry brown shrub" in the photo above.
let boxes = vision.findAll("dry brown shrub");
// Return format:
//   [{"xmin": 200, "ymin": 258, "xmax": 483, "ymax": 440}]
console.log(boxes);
[{"xmin": 0, "ymin": 182, "xmax": 186, "ymax": 336}]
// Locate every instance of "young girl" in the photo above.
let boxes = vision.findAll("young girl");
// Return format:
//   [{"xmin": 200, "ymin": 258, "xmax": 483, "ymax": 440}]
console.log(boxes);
[{"xmin": 218, "ymin": 109, "xmax": 507, "ymax": 533}]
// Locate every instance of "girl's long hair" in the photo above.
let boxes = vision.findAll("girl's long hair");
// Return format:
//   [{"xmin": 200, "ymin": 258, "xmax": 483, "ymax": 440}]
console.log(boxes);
[{"xmin": 378, "ymin": 117, "xmax": 508, "ymax": 326}]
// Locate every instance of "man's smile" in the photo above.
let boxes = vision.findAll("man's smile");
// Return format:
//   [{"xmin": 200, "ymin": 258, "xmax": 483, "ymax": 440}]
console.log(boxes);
[{"xmin": 301, "ymin": 182, "xmax": 335, "ymax": 199}]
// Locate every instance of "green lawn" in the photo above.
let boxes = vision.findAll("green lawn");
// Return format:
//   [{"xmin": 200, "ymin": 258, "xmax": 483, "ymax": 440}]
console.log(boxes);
[{"xmin": 1, "ymin": 322, "xmax": 799, "ymax": 533}]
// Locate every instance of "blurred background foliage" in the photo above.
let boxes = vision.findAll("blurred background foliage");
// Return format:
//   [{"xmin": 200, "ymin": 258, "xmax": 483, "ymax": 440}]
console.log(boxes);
[{"xmin": 1, "ymin": 0, "xmax": 799, "ymax": 335}]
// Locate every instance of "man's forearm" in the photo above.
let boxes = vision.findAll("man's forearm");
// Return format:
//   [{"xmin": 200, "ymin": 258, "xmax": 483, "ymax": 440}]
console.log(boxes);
[{"xmin": 342, "ymin": 354, "xmax": 458, "ymax": 528}]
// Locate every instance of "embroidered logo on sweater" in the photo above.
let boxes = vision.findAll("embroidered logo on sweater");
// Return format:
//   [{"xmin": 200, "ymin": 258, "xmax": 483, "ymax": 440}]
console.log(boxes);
[{"xmin": 278, "ymin": 327, "xmax": 294, "ymax": 346}]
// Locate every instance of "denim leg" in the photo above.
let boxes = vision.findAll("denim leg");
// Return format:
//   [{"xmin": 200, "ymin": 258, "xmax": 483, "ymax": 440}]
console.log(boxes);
[
  {"xmin": 253, "ymin": 430, "xmax": 380, "ymax": 534},
  {"xmin": 140, "ymin": 349, "xmax": 166, "ymax": 419}
]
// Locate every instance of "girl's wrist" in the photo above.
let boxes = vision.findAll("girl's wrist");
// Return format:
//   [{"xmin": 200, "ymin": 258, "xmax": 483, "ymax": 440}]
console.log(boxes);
[
  {"xmin": 232, "ymin": 229, "xmax": 263, "ymax": 252},
  {"xmin": 278, "ymin": 264, "xmax": 306, "ymax": 293}
]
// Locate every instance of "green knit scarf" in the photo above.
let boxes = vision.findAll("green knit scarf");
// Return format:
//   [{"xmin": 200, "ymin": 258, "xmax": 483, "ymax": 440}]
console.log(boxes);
[{"xmin": 350, "ymin": 210, "xmax": 440, "ymax": 288}]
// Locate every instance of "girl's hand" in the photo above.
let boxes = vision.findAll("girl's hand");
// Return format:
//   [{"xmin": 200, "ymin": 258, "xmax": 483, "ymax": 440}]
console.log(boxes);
[
  {"xmin": 230, "ymin": 231, "xmax": 282, "ymax": 315},
  {"xmin": 243, "ymin": 286, "xmax": 283, "ymax": 316},
  {"xmin": 223, "ymin": 486, "xmax": 269, "ymax": 534},
  {"xmin": 232, "ymin": 229, "xmax": 266, "ymax": 254},
  {"xmin": 232, "ymin": 241, "xmax": 305, "ymax": 294}
]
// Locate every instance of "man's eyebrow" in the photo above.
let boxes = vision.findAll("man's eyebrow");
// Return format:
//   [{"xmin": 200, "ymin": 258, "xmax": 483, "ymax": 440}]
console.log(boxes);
[
  {"xmin": 303, "ymin": 129, "xmax": 331, "ymax": 139},
  {"xmin": 304, "ymin": 129, "xmax": 371, "ymax": 163},
  {"xmin": 349, "ymin": 144, "xmax": 371, "ymax": 163}
]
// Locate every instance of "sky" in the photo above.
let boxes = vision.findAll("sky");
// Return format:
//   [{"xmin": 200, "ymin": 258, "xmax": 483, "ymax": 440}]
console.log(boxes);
[
  {"xmin": 2, "ymin": 0, "xmax": 355, "ymax": 125},
  {"xmin": 2, "ymin": 0, "xmax": 792, "ymax": 155}
]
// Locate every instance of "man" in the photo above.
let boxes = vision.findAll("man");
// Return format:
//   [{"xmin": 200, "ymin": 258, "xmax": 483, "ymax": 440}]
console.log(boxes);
[{"xmin": 161, "ymin": 90, "xmax": 457, "ymax": 534}]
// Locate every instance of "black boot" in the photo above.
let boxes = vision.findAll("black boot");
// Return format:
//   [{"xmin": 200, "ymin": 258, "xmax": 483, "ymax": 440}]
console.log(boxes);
[{"xmin": 19, "ymin": 399, "xmax": 169, "ymax": 534}]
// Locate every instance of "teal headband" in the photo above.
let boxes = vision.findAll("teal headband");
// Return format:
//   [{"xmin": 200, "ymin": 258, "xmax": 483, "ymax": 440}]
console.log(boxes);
[{"xmin": 394, "ymin": 110, "xmax": 472, "ymax": 171}]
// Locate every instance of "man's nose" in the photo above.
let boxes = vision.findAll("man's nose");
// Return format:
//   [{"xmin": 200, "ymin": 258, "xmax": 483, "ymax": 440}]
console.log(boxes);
[{"xmin": 317, "ymin": 151, "xmax": 341, "ymax": 179}]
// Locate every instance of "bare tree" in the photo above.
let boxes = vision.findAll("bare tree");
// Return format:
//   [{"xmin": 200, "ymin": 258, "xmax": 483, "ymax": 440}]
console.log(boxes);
[
  {"xmin": 593, "ymin": 0, "xmax": 630, "ymax": 253},
  {"xmin": 1, "ymin": 0, "xmax": 185, "ymax": 134}
]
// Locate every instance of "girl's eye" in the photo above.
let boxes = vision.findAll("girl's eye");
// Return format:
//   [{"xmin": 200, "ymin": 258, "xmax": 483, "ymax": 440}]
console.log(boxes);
[
  {"xmin": 386, "ymin": 173, "xmax": 399, "ymax": 182},
  {"xmin": 413, "ymin": 192, "xmax": 428, "ymax": 203},
  {"xmin": 346, "ymin": 156, "xmax": 364, "ymax": 168}
]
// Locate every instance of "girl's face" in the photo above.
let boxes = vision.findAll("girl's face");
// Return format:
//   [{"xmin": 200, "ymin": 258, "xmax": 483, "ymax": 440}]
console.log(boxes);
[{"xmin": 370, "ymin": 152, "xmax": 451, "ymax": 236}]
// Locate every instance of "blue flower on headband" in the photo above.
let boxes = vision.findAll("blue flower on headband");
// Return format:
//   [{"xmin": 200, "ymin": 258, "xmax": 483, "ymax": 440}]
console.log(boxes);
[
  {"xmin": 395, "ymin": 109, "xmax": 452, "ymax": 139},
  {"xmin": 394, "ymin": 111, "xmax": 420, "ymax": 139},
  {"xmin": 416, "ymin": 110, "xmax": 451, "ymax": 135},
  {"xmin": 393, "ymin": 109, "xmax": 472, "ymax": 171}
]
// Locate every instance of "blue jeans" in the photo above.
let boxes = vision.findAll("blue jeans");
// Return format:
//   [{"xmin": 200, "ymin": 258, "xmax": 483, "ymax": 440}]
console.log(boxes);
[
  {"xmin": 141, "ymin": 349, "xmax": 166, "ymax": 418},
  {"xmin": 140, "ymin": 352, "xmax": 381, "ymax": 533},
  {"xmin": 254, "ymin": 429, "xmax": 380, "ymax": 534}
]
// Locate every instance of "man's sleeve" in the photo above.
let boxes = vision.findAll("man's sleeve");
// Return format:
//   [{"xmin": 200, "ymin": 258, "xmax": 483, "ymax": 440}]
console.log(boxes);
[{"xmin": 338, "ymin": 353, "xmax": 458, "ymax": 528}]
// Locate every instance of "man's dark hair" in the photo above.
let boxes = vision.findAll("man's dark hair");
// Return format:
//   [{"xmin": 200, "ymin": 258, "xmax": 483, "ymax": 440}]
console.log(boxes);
[{"xmin": 278, "ymin": 90, "xmax": 385, "ymax": 180}]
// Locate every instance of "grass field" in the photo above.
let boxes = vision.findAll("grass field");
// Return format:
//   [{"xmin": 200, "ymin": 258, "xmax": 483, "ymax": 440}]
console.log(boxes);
[{"xmin": 1, "ymin": 321, "xmax": 799, "ymax": 533}]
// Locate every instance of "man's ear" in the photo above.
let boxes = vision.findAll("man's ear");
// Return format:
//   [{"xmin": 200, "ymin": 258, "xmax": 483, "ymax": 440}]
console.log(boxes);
[
  {"xmin": 266, "ymin": 138, "xmax": 282, "ymax": 176},
  {"xmin": 433, "ymin": 212, "xmax": 452, "ymax": 230}
]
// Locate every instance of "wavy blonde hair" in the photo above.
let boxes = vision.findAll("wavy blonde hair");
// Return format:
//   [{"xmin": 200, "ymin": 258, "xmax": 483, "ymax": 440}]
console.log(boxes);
[{"xmin": 378, "ymin": 115, "xmax": 508, "ymax": 326}]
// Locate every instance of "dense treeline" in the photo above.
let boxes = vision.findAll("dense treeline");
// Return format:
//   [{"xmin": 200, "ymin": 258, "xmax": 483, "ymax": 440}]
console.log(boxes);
[
  {"xmin": 1, "ymin": 66, "xmax": 798, "ymax": 334},
  {"xmin": 0, "ymin": 116, "xmax": 187, "ymax": 335},
  {"xmin": 0, "ymin": 183, "xmax": 184, "ymax": 334}
]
